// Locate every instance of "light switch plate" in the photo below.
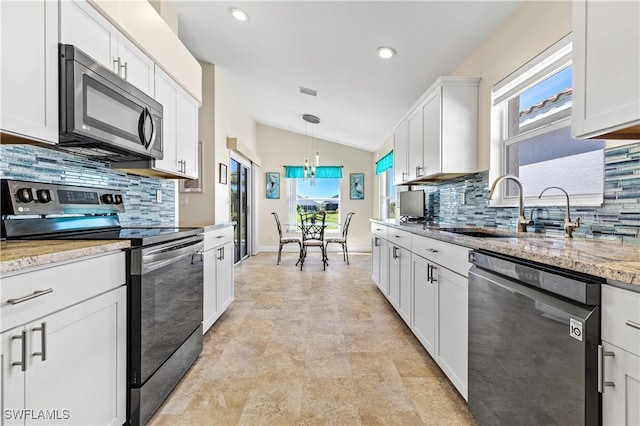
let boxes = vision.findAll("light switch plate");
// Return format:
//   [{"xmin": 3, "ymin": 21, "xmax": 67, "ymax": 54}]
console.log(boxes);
[{"xmin": 156, "ymin": 190, "xmax": 162, "ymax": 203}]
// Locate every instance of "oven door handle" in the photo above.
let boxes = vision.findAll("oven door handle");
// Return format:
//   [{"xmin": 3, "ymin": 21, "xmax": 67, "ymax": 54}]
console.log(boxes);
[{"xmin": 142, "ymin": 241, "xmax": 204, "ymax": 273}]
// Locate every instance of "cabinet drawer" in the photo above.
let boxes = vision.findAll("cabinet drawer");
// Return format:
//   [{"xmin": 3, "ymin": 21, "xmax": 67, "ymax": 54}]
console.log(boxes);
[
  {"xmin": 1, "ymin": 252, "xmax": 126, "ymax": 332},
  {"xmin": 602, "ymin": 285, "xmax": 640, "ymax": 356},
  {"xmin": 204, "ymin": 226, "xmax": 234, "ymax": 251},
  {"xmin": 411, "ymin": 235, "xmax": 471, "ymax": 277},
  {"xmin": 371, "ymin": 223, "xmax": 388, "ymax": 240},
  {"xmin": 387, "ymin": 228, "xmax": 412, "ymax": 250}
]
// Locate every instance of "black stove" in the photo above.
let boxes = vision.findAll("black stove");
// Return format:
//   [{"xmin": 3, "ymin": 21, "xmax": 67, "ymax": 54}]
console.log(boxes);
[{"xmin": 1, "ymin": 179, "xmax": 204, "ymax": 426}]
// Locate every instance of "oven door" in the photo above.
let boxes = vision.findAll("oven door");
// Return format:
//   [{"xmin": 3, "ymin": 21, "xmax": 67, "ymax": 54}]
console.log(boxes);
[
  {"xmin": 59, "ymin": 44, "xmax": 162, "ymax": 160},
  {"xmin": 129, "ymin": 235, "xmax": 203, "ymax": 385}
]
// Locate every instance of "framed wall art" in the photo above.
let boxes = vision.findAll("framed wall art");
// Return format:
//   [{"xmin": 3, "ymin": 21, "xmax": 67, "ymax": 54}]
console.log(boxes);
[
  {"xmin": 219, "ymin": 163, "xmax": 228, "ymax": 184},
  {"xmin": 266, "ymin": 172, "xmax": 280, "ymax": 199},
  {"xmin": 350, "ymin": 173, "xmax": 364, "ymax": 200}
]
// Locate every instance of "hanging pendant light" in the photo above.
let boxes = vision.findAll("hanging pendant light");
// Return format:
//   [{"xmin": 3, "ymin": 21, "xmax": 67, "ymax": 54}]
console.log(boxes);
[{"xmin": 302, "ymin": 114, "xmax": 320, "ymax": 186}]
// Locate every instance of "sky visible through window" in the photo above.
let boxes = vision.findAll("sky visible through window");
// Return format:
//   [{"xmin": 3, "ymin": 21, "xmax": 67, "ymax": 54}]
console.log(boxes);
[
  {"xmin": 297, "ymin": 179, "xmax": 339, "ymax": 199},
  {"xmin": 519, "ymin": 66, "xmax": 572, "ymax": 112}
]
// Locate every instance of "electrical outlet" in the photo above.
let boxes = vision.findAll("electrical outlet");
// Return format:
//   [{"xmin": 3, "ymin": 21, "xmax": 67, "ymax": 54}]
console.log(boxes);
[
  {"xmin": 460, "ymin": 192, "xmax": 467, "ymax": 205},
  {"xmin": 180, "ymin": 196, "xmax": 189, "ymax": 206},
  {"xmin": 156, "ymin": 190, "xmax": 162, "ymax": 203}
]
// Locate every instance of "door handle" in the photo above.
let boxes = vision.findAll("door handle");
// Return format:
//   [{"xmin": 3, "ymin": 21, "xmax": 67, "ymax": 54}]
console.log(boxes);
[
  {"xmin": 113, "ymin": 57, "xmax": 121, "ymax": 74},
  {"xmin": 7, "ymin": 288, "xmax": 53, "ymax": 305},
  {"xmin": 392, "ymin": 246, "xmax": 399, "ymax": 259},
  {"xmin": 598, "ymin": 345, "xmax": 616, "ymax": 393},
  {"xmin": 627, "ymin": 320, "xmax": 640, "ymax": 331},
  {"xmin": 32, "ymin": 322, "xmax": 47, "ymax": 361},
  {"xmin": 120, "ymin": 61, "xmax": 128, "ymax": 80},
  {"xmin": 12, "ymin": 330, "xmax": 27, "ymax": 371}
]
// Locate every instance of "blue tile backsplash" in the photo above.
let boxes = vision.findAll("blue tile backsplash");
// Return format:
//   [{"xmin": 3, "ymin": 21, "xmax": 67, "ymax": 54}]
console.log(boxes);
[
  {"xmin": 415, "ymin": 142, "xmax": 640, "ymax": 242},
  {"xmin": 0, "ymin": 144, "xmax": 175, "ymax": 226}
]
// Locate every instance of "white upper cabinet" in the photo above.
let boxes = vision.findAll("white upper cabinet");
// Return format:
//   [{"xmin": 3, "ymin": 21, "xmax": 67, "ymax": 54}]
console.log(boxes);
[
  {"xmin": 392, "ymin": 77, "xmax": 479, "ymax": 185},
  {"xmin": 143, "ymin": 66, "xmax": 198, "ymax": 179},
  {"xmin": 0, "ymin": 0, "xmax": 58, "ymax": 144},
  {"xmin": 572, "ymin": 0, "xmax": 640, "ymax": 139},
  {"xmin": 60, "ymin": 0, "xmax": 154, "ymax": 97},
  {"xmin": 407, "ymin": 107, "xmax": 424, "ymax": 179},
  {"xmin": 393, "ymin": 119, "xmax": 409, "ymax": 185}
]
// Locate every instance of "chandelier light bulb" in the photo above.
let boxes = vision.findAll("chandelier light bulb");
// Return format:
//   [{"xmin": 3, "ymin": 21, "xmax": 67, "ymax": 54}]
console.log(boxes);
[{"xmin": 315, "ymin": 151, "xmax": 320, "ymax": 167}]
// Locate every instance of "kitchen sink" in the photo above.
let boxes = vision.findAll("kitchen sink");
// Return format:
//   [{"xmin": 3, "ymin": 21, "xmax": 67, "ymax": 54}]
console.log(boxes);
[{"xmin": 439, "ymin": 227, "xmax": 521, "ymax": 238}]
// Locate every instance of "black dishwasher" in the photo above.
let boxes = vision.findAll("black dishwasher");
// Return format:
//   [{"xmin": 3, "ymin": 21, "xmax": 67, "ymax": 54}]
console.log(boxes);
[{"xmin": 468, "ymin": 250, "xmax": 603, "ymax": 426}]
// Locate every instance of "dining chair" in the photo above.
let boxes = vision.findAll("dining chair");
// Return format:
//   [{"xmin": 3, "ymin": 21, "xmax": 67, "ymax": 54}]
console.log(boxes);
[
  {"xmin": 325, "ymin": 212, "xmax": 355, "ymax": 264},
  {"xmin": 271, "ymin": 212, "xmax": 301, "ymax": 265},
  {"xmin": 298, "ymin": 210, "xmax": 327, "ymax": 270}
]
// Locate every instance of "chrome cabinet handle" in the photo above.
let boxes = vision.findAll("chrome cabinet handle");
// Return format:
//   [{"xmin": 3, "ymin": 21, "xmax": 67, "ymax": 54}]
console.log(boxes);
[
  {"xmin": 121, "ymin": 61, "xmax": 128, "ymax": 80},
  {"xmin": 373, "ymin": 237, "xmax": 379, "ymax": 247},
  {"xmin": 425, "ymin": 248, "xmax": 439, "ymax": 253},
  {"xmin": 392, "ymin": 246, "xmax": 399, "ymax": 259},
  {"xmin": 429, "ymin": 264, "xmax": 438, "ymax": 283},
  {"xmin": 7, "ymin": 288, "xmax": 53, "ymax": 305},
  {"xmin": 113, "ymin": 57, "xmax": 121, "ymax": 73},
  {"xmin": 217, "ymin": 247, "xmax": 224, "ymax": 261},
  {"xmin": 627, "ymin": 320, "xmax": 640, "ymax": 331},
  {"xmin": 216, "ymin": 235, "xmax": 225, "ymax": 239},
  {"xmin": 598, "ymin": 345, "xmax": 616, "ymax": 393},
  {"xmin": 12, "ymin": 330, "xmax": 27, "ymax": 371},
  {"xmin": 32, "ymin": 322, "xmax": 47, "ymax": 361},
  {"xmin": 402, "ymin": 172, "xmax": 408, "ymax": 181},
  {"xmin": 416, "ymin": 166, "xmax": 424, "ymax": 177}
]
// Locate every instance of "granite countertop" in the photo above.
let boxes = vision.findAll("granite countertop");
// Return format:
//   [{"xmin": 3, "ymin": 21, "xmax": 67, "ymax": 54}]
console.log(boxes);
[
  {"xmin": 371, "ymin": 219, "xmax": 640, "ymax": 287},
  {"xmin": 0, "ymin": 240, "xmax": 131, "ymax": 275}
]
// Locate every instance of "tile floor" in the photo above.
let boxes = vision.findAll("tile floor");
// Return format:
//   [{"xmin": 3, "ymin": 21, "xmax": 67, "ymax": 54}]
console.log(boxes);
[{"xmin": 149, "ymin": 252, "xmax": 476, "ymax": 425}]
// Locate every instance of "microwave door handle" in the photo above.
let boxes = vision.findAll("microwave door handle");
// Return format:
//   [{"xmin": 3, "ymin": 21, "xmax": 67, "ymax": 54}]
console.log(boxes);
[
  {"xmin": 138, "ymin": 108, "xmax": 155, "ymax": 149},
  {"xmin": 148, "ymin": 113, "xmax": 157, "ymax": 149}
]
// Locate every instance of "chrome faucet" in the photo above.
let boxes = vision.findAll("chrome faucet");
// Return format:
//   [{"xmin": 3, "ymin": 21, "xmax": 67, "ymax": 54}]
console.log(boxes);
[
  {"xmin": 488, "ymin": 175, "xmax": 533, "ymax": 232},
  {"xmin": 538, "ymin": 186, "xmax": 581, "ymax": 238}
]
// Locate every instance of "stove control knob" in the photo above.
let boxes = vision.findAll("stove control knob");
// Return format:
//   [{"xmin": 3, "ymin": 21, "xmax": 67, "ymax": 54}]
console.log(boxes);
[
  {"xmin": 114, "ymin": 194, "xmax": 123, "ymax": 205},
  {"xmin": 16, "ymin": 188, "xmax": 33, "ymax": 203},
  {"xmin": 101, "ymin": 194, "xmax": 114, "ymax": 204},
  {"xmin": 36, "ymin": 189, "xmax": 52, "ymax": 203}
]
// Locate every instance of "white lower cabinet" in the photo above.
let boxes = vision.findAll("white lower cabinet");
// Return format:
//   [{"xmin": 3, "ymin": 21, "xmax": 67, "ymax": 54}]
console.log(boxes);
[
  {"xmin": 371, "ymin": 222, "xmax": 470, "ymax": 400},
  {"xmin": 1, "ymin": 252, "xmax": 127, "ymax": 426},
  {"xmin": 203, "ymin": 227, "xmax": 235, "ymax": 333},
  {"xmin": 601, "ymin": 284, "xmax": 640, "ymax": 425},
  {"xmin": 602, "ymin": 342, "xmax": 640, "ymax": 426},
  {"xmin": 411, "ymin": 254, "xmax": 436, "ymax": 355},
  {"xmin": 434, "ymin": 265, "xmax": 468, "ymax": 399}
]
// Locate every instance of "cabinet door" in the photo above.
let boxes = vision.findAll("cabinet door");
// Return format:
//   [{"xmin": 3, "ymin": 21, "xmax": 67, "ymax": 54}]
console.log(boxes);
[
  {"xmin": 25, "ymin": 287, "xmax": 127, "ymax": 426},
  {"xmin": 422, "ymin": 89, "xmax": 441, "ymax": 176},
  {"xmin": 412, "ymin": 254, "xmax": 436, "ymax": 355},
  {"xmin": 2, "ymin": 326, "xmax": 26, "ymax": 425},
  {"xmin": 60, "ymin": 0, "xmax": 118, "ymax": 72},
  {"xmin": 154, "ymin": 67, "xmax": 178, "ymax": 174},
  {"xmin": 371, "ymin": 236, "xmax": 381, "ymax": 285},
  {"xmin": 117, "ymin": 34, "xmax": 155, "ymax": 97},
  {"xmin": 396, "ymin": 246, "xmax": 412, "ymax": 326},
  {"xmin": 393, "ymin": 120, "xmax": 408, "ymax": 185},
  {"xmin": 176, "ymin": 88, "xmax": 199, "ymax": 179},
  {"xmin": 573, "ymin": 0, "xmax": 640, "ymax": 139},
  {"xmin": 0, "ymin": 0, "xmax": 58, "ymax": 144},
  {"xmin": 407, "ymin": 108, "xmax": 424, "ymax": 179},
  {"xmin": 378, "ymin": 238, "xmax": 390, "ymax": 297},
  {"xmin": 388, "ymin": 245, "xmax": 401, "ymax": 309},
  {"xmin": 203, "ymin": 248, "xmax": 218, "ymax": 333},
  {"xmin": 603, "ymin": 342, "xmax": 640, "ymax": 426},
  {"xmin": 217, "ymin": 242, "xmax": 234, "ymax": 313},
  {"xmin": 435, "ymin": 266, "xmax": 468, "ymax": 400}
]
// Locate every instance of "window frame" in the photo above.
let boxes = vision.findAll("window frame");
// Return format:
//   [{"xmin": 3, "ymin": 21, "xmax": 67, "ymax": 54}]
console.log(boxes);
[
  {"xmin": 286, "ymin": 178, "xmax": 341, "ymax": 233},
  {"xmin": 379, "ymin": 168, "xmax": 396, "ymax": 219},
  {"xmin": 489, "ymin": 33, "xmax": 604, "ymax": 208}
]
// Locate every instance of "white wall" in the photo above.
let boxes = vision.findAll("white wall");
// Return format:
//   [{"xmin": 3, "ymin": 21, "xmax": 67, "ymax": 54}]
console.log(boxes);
[
  {"xmin": 257, "ymin": 124, "xmax": 374, "ymax": 253},
  {"xmin": 452, "ymin": 0, "xmax": 573, "ymax": 171},
  {"xmin": 214, "ymin": 67, "xmax": 258, "ymax": 222}
]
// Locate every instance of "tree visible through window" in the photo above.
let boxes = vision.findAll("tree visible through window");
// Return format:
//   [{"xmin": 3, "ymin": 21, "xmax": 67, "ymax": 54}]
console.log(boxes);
[{"xmin": 288, "ymin": 179, "xmax": 340, "ymax": 231}]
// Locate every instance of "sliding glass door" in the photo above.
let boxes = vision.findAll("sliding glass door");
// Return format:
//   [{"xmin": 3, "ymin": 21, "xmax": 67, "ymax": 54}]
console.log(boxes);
[{"xmin": 230, "ymin": 158, "xmax": 249, "ymax": 263}]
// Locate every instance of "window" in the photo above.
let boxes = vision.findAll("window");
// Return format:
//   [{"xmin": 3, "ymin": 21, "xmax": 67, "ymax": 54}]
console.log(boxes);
[
  {"xmin": 380, "ymin": 168, "xmax": 396, "ymax": 219},
  {"xmin": 287, "ymin": 178, "xmax": 340, "ymax": 232},
  {"xmin": 491, "ymin": 34, "xmax": 604, "ymax": 206}
]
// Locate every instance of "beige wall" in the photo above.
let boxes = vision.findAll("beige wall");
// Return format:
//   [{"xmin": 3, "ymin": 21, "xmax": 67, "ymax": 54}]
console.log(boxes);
[
  {"xmin": 257, "ymin": 124, "xmax": 375, "ymax": 252},
  {"xmin": 453, "ymin": 0, "xmax": 572, "ymax": 171},
  {"xmin": 178, "ymin": 63, "xmax": 216, "ymax": 226},
  {"xmin": 214, "ymin": 67, "xmax": 258, "ymax": 222}
]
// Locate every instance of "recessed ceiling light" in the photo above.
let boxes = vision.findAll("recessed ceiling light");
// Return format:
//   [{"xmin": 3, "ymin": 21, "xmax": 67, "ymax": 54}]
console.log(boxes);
[
  {"xmin": 376, "ymin": 46, "xmax": 396, "ymax": 59},
  {"xmin": 230, "ymin": 8, "xmax": 249, "ymax": 22}
]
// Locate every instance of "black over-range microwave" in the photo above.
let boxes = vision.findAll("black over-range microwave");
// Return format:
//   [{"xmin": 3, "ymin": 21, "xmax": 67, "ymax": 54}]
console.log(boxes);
[{"xmin": 58, "ymin": 44, "xmax": 163, "ymax": 162}]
